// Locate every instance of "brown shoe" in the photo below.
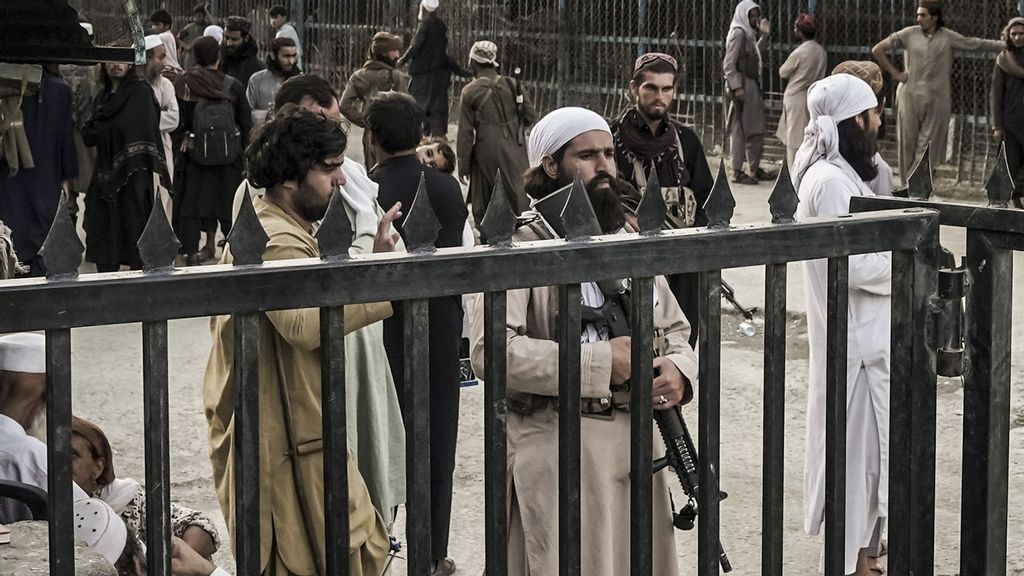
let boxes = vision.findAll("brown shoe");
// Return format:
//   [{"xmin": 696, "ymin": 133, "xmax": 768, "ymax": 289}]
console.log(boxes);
[{"xmin": 731, "ymin": 170, "xmax": 759, "ymax": 185}]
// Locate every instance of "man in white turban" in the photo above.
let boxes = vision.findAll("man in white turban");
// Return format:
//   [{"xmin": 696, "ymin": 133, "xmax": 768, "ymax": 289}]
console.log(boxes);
[
  {"xmin": 795, "ymin": 74, "xmax": 891, "ymax": 576},
  {"xmin": 469, "ymin": 107, "xmax": 699, "ymax": 575}
]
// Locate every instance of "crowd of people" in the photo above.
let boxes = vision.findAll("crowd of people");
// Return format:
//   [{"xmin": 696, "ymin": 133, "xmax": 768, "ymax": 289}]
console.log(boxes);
[{"xmin": 0, "ymin": 0, "xmax": 1020, "ymax": 575}]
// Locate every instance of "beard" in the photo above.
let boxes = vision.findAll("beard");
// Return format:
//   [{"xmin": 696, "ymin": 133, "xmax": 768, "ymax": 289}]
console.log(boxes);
[
  {"xmin": 295, "ymin": 181, "xmax": 331, "ymax": 223},
  {"xmin": 638, "ymin": 100, "xmax": 667, "ymax": 121},
  {"xmin": 555, "ymin": 171, "xmax": 627, "ymax": 233}
]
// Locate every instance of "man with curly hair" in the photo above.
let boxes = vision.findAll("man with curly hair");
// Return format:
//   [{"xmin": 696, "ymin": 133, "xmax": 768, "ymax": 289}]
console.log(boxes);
[{"xmin": 203, "ymin": 107, "xmax": 402, "ymax": 576}]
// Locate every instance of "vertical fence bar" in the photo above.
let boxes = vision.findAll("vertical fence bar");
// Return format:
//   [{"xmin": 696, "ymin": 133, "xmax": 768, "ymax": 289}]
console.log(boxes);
[
  {"xmin": 404, "ymin": 298, "xmax": 432, "ymax": 576},
  {"xmin": 630, "ymin": 277, "xmax": 655, "ymax": 575},
  {"xmin": 557, "ymin": 283, "xmax": 582, "ymax": 576},
  {"xmin": 483, "ymin": 291, "xmax": 509, "ymax": 576},
  {"xmin": 762, "ymin": 263, "xmax": 787, "ymax": 576},
  {"xmin": 233, "ymin": 313, "xmax": 261, "ymax": 576},
  {"xmin": 45, "ymin": 329, "xmax": 74, "ymax": 576},
  {"xmin": 909, "ymin": 219, "xmax": 939, "ymax": 576},
  {"xmin": 824, "ymin": 257, "xmax": 848, "ymax": 576},
  {"xmin": 960, "ymin": 229, "xmax": 1013, "ymax": 576},
  {"xmin": 321, "ymin": 306, "xmax": 349, "ymax": 576},
  {"xmin": 697, "ymin": 271, "xmax": 722, "ymax": 576},
  {"xmin": 888, "ymin": 247, "xmax": 915, "ymax": 576},
  {"xmin": 143, "ymin": 321, "xmax": 172, "ymax": 576}
]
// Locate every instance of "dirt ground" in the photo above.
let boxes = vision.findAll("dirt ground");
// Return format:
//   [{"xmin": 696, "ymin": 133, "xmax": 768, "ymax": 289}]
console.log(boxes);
[{"xmin": 64, "ymin": 140, "xmax": 1024, "ymax": 575}]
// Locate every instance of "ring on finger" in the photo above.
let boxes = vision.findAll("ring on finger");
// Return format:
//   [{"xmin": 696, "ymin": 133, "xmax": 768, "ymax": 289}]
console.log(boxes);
[{"xmin": 656, "ymin": 394, "xmax": 668, "ymax": 405}]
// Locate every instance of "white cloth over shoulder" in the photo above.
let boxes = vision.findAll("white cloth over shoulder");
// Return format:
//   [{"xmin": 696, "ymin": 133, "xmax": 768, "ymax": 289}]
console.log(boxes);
[
  {"xmin": 527, "ymin": 106, "xmax": 611, "ymax": 167},
  {"xmin": 792, "ymin": 74, "xmax": 878, "ymax": 192}
]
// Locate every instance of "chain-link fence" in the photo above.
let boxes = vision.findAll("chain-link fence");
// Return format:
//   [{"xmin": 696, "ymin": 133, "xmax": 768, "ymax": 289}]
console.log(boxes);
[{"xmin": 72, "ymin": 0, "xmax": 1024, "ymax": 184}]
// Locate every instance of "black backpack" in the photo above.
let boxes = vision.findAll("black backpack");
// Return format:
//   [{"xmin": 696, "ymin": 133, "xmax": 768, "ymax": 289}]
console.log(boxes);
[{"xmin": 189, "ymin": 76, "xmax": 241, "ymax": 166}]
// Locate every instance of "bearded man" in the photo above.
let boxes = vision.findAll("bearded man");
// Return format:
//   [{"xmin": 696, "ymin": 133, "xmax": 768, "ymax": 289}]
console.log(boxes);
[
  {"xmin": 872, "ymin": 0, "xmax": 1001, "ymax": 181},
  {"xmin": 831, "ymin": 60, "xmax": 894, "ymax": 196},
  {"xmin": 469, "ymin": 106, "xmax": 698, "ymax": 575},
  {"xmin": 203, "ymin": 108, "xmax": 402, "ymax": 576},
  {"xmin": 220, "ymin": 16, "xmax": 265, "ymax": 89},
  {"xmin": 793, "ymin": 74, "xmax": 892, "ymax": 576},
  {"xmin": 246, "ymin": 37, "xmax": 301, "ymax": 125},
  {"xmin": 611, "ymin": 52, "xmax": 713, "ymax": 347}
]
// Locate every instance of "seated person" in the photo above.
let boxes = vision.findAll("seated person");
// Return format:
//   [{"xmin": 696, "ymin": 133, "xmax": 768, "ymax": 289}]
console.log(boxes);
[
  {"xmin": 71, "ymin": 415, "xmax": 220, "ymax": 559},
  {"xmin": 416, "ymin": 136, "xmax": 456, "ymax": 174},
  {"xmin": 0, "ymin": 333, "xmax": 131, "ymax": 566}
]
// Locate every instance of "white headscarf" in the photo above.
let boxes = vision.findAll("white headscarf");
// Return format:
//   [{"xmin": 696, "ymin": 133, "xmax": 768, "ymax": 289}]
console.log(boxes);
[
  {"xmin": 527, "ymin": 107, "xmax": 611, "ymax": 167},
  {"xmin": 204, "ymin": 24, "xmax": 224, "ymax": 43},
  {"xmin": 792, "ymin": 74, "xmax": 879, "ymax": 192},
  {"xmin": 159, "ymin": 31, "xmax": 182, "ymax": 71},
  {"xmin": 730, "ymin": 0, "xmax": 763, "ymax": 69}
]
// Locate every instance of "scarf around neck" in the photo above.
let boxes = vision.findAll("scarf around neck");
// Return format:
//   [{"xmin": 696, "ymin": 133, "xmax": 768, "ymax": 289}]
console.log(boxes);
[
  {"xmin": 173, "ymin": 66, "xmax": 233, "ymax": 102},
  {"xmin": 613, "ymin": 109, "xmax": 690, "ymax": 186},
  {"xmin": 730, "ymin": 0, "xmax": 763, "ymax": 70}
]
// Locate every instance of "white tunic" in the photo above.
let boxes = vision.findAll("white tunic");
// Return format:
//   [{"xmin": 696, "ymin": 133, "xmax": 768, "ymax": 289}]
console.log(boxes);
[
  {"xmin": 0, "ymin": 413, "xmax": 88, "ymax": 499},
  {"xmin": 797, "ymin": 160, "xmax": 892, "ymax": 575}
]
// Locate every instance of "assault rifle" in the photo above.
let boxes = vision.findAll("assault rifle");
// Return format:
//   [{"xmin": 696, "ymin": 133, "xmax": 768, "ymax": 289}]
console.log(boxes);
[{"xmin": 581, "ymin": 290, "xmax": 733, "ymax": 573}]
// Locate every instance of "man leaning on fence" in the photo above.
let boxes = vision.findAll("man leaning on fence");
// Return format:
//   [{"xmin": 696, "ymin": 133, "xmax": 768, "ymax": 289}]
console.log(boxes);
[
  {"xmin": 470, "ymin": 106, "xmax": 699, "ymax": 576},
  {"xmin": 723, "ymin": 0, "xmax": 775, "ymax": 185},
  {"xmin": 611, "ymin": 51, "xmax": 713, "ymax": 348},
  {"xmin": 872, "ymin": 0, "xmax": 1002, "ymax": 182},
  {"xmin": 202, "ymin": 108, "xmax": 402, "ymax": 576},
  {"xmin": 793, "ymin": 73, "xmax": 892, "ymax": 576}
]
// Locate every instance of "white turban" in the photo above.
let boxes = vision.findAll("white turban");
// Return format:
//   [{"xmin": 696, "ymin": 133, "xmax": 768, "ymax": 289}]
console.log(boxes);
[
  {"xmin": 73, "ymin": 497, "xmax": 128, "ymax": 565},
  {"xmin": 0, "ymin": 333, "xmax": 45, "ymax": 373},
  {"xmin": 792, "ymin": 74, "xmax": 878, "ymax": 191},
  {"xmin": 422, "ymin": 0, "xmax": 440, "ymax": 11},
  {"xmin": 729, "ymin": 0, "xmax": 762, "ymax": 69},
  {"xmin": 527, "ymin": 107, "xmax": 611, "ymax": 167}
]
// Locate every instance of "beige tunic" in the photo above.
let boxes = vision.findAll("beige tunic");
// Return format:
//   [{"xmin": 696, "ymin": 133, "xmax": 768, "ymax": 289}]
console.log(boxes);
[
  {"xmin": 776, "ymin": 40, "xmax": 828, "ymax": 166},
  {"xmin": 468, "ymin": 222, "xmax": 700, "ymax": 576},
  {"xmin": 203, "ymin": 197, "xmax": 391, "ymax": 575},
  {"xmin": 888, "ymin": 26, "xmax": 1002, "ymax": 178}
]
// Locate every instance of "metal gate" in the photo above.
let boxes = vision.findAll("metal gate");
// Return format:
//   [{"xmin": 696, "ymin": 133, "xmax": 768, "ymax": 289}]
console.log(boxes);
[{"xmin": 0, "ymin": 164, "xmax": 944, "ymax": 575}]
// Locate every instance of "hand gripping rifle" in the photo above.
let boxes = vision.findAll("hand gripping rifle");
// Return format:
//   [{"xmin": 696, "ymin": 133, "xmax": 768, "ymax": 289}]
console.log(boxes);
[{"xmin": 581, "ymin": 289, "xmax": 733, "ymax": 573}]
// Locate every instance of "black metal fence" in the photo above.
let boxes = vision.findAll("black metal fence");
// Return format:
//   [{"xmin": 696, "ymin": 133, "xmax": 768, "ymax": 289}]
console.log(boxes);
[
  {"xmin": 73, "ymin": 0, "xmax": 1024, "ymax": 184},
  {"xmin": 0, "ymin": 159, "xmax": 945, "ymax": 575}
]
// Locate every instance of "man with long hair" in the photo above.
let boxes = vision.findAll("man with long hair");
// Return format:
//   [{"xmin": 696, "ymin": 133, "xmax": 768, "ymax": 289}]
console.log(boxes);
[
  {"xmin": 203, "ymin": 108, "xmax": 401, "ymax": 576},
  {"xmin": 872, "ymin": 0, "xmax": 1001, "ymax": 181},
  {"xmin": 468, "ymin": 106, "xmax": 697, "ymax": 576},
  {"xmin": 246, "ymin": 36, "xmax": 301, "ymax": 125},
  {"xmin": 832, "ymin": 60, "xmax": 895, "ymax": 196},
  {"xmin": 793, "ymin": 74, "xmax": 891, "ymax": 576},
  {"xmin": 991, "ymin": 16, "xmax": 1024, "ymax": 208},
  {"xmin": 611, "ymin": 52, "xmax": 713, "ymax": 347},
  {"xmin": 83, "ymin": 60, "xmax": 168, "ymax": 272}
]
